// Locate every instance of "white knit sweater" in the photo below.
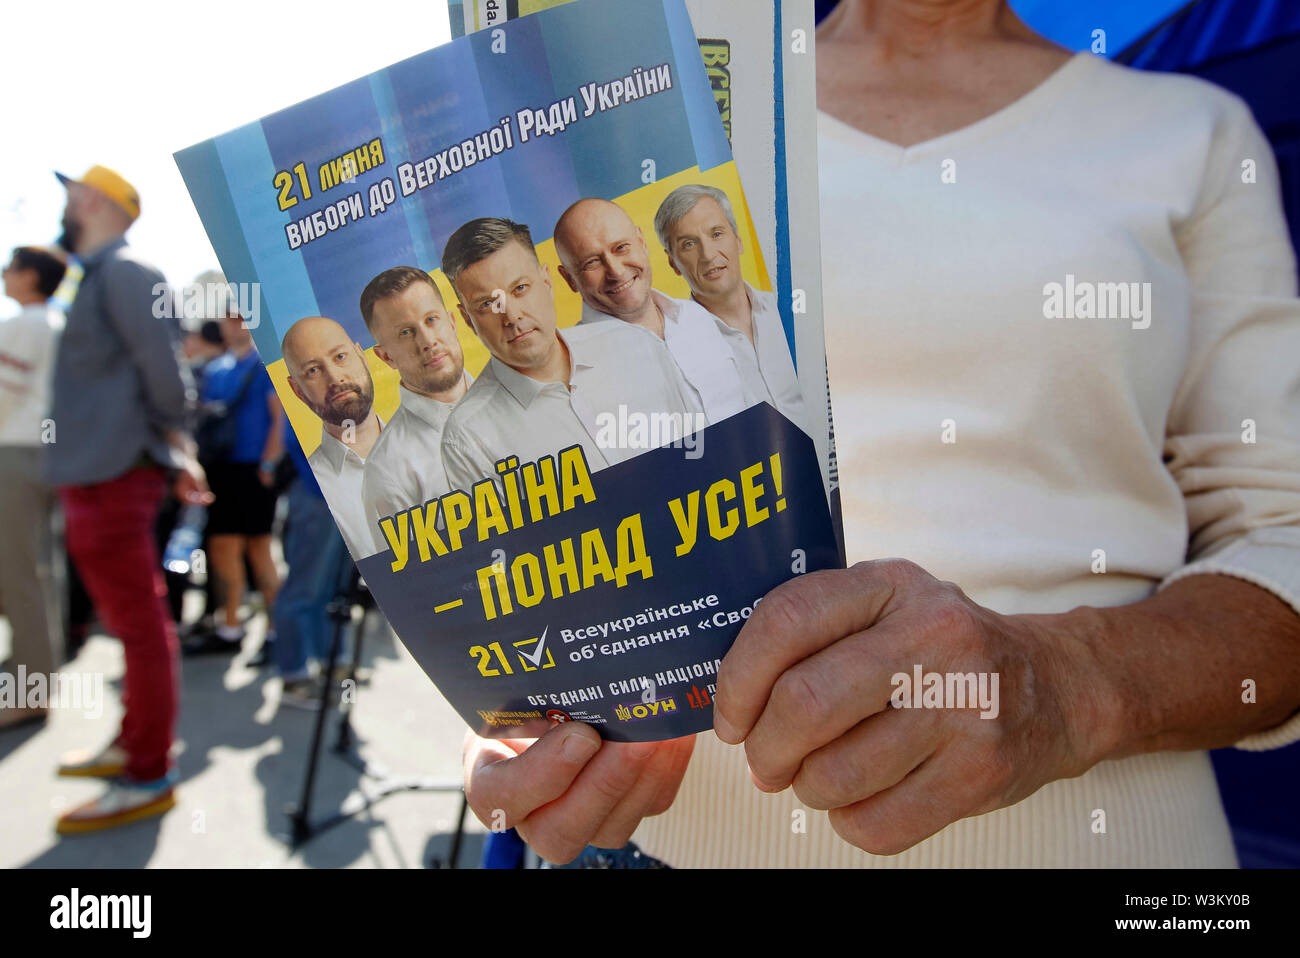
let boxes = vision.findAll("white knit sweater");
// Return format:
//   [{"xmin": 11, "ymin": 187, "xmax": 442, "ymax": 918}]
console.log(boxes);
[{"xmin": 633, "ymin": 52, "xmax": 1300, "ymax": 867}]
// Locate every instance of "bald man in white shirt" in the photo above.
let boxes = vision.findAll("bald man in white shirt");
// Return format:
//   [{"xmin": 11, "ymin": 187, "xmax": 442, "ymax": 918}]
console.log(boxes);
[
  {"xmin": 282, "ymin": 316, "xmax": 383, "ymax": 558},
  {"xmin": 438, "ymin": 217, "xmax": 700, "ymax": 494},
  {"xmin": 554, "ymin": 198, "xmax": 749, "ymax": 427}
]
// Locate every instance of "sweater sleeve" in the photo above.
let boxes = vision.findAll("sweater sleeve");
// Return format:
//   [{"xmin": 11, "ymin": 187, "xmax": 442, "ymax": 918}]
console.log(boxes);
[{"xmin": 1156, "ymin": 91, "xmax": 1300, "ymax": 751}]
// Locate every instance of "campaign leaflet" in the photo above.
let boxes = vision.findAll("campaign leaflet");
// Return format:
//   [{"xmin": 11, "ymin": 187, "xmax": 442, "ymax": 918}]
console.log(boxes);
[
  {"xmin": 451, "ymin": 0, "xmax": 843, "ymax": 544},
  {"xmin": 175, "ymin": 0, "xmax": 839, "ymax": 742}
]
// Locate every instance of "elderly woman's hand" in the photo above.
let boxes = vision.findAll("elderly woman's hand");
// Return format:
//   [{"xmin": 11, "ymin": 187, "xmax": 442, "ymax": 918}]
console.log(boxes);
[
  {"xmin": 463, "ymin": 724, "xmax": 695, "ymax": 864},
  {"xmin": 713, "ymin": 558, "xmax": 1120, "ymax": 854}
]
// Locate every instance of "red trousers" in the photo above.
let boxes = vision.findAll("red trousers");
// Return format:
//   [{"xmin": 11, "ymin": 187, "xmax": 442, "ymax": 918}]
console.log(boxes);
[{"xmin": 60, "ymin": 467, "xmax": 178, "ymax": 782}]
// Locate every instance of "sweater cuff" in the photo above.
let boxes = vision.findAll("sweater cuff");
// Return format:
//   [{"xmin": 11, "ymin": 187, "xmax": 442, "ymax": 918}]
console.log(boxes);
[{"xmin": 1158, "ymin": 528, "xmax": 1300, "ymax": 752}]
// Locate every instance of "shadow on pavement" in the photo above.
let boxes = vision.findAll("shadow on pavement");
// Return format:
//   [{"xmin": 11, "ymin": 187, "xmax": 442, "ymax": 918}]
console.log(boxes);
[
  {"xmin": 0, "ymin": 721, "xmax": 44, "ymax": 764},
  {"xmin": 424, "ymin": 829, "xmax": 484, "ymax": 869},
  {"xmin": 14, "ymin": 600, "xmax": 449, "ymax": 868}
]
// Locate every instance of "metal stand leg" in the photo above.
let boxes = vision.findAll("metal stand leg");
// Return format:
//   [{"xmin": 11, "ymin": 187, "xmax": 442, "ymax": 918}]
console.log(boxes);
[{"xmin": 285, "ymin": 568, "xmax": 469, "ymax": 865}]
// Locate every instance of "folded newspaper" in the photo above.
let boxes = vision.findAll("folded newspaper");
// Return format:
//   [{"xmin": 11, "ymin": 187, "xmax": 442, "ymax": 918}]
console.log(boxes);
[{"xmin": 176, "ymin": 0, "xmax": 840, "ymax": 742}]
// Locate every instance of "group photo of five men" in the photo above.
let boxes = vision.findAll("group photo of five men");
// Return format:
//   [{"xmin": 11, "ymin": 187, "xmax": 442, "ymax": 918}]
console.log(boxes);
[{"xmin": 279, "ymin": 184, "xmax": 813, "ymax": 560}]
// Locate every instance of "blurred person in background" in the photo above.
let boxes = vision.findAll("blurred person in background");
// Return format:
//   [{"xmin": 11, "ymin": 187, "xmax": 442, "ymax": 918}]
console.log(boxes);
[
  {"xmin": 161, "ymin": 306, "xmax": 227, "ymax": 634},
  {"xmin": 182, "ymin": 320, "xmax": 226, "ymax": 388},
  {"xmin": 0, "ymin": 245, "xmax": 68, "ymax": 730},
  {"xmin": 187, "ymin": 304, "xmax": 284, "ymax": 666},
  {"xmin": 272, "ymin": 425, "xmax": 356, "ymax": 710},
  {"xmin": 46, "ymin": 165, "xmax": 209, "ymax": 833}
]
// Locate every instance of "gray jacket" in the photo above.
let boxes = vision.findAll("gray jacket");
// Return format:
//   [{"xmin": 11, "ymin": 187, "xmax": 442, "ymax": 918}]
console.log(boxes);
[{"xmin": 45, "ymin": 237, "xmax": 191, "ymax": 486}]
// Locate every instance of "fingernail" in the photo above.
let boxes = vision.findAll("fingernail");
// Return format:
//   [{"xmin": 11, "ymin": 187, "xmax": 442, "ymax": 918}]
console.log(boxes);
[
  {"xmin": 562, "ymin": 729, "xmax": 600, "ymax": 762},
  {"xmin": 713, "ymin": 711, "xmax": 741, "ymax": 744},
  {"xmin": 749, "ymin": 768, "xmax": 782, "ymax": 793},
  {"xmin": 624, "ymin": 741, "xmax": 656, "ymax": 762}
]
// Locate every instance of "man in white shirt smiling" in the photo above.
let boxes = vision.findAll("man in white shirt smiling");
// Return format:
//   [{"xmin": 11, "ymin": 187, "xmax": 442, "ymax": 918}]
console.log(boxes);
[
  {"xmin": 357, "ymin": 267, "xmax": 470, "ymax": 552},
  {"xmin": 554, "ymin": 198, "xmax": 747, "ymax": 427},
  {"xmin": 282, "ymin": 315, "xmax": 382, "ymax": 558},
  {"xmin": 654, "ymin": 184, "xmax": 812, "ymax": 439},
  {"xmin": 438, "ymin": 217, "xmax": 700, "ymax": 494}
]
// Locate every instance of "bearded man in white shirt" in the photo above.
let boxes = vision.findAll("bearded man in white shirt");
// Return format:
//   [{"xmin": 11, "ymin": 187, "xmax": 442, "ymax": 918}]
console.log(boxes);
[
  {"xmin": 282, "ymin": 316, "xmax": 382, "ymax": 559},
  {"xmin": 357, "ymin": 267, "xmax": 470, "ymax": 552},
  {"xmin": 554, "ymin": 198, "xmax": 748, "ymax": 427},
  {"xmin": 438, "ymin": 217, "xmax": 700, "ymax": 494},
  {"xmin": 654, "ymin": 184, "xmax": 813, "ymax": 440}
]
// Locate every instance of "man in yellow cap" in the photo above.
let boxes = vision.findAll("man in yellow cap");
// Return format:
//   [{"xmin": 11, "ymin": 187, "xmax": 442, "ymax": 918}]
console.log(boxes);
[
  {"xmin": 54, "ymin": 165, "xmax": 141, "ymax": 241},
  {"xmin": 46, "ymin": 164, "xmax": 210, "ymax": 834}
]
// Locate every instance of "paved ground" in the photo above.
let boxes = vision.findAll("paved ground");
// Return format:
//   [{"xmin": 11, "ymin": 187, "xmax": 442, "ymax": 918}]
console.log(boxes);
[{"xmin": 0, "ymin": 605, "xmax": 488, "ymax": 868}]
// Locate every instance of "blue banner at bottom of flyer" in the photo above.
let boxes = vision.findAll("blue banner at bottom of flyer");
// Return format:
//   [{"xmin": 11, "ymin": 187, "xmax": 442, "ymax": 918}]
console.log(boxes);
[{"xmin": 357, "ymin": 403, "xmax": 840, "ymax": 742}]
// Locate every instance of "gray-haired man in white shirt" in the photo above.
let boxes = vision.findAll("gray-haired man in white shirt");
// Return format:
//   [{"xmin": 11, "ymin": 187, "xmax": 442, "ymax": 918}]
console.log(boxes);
[
  {"xmin": 654, "ymin": 184, "xmax": 812, "ymax": 439},
  {"xmin": 554, "ymin": 198, "xmax": 748, "ymax": 426},
  {"xmin": 358, "ymin": 266, "xmax": 471, "ymax": 552},
  {"xmin": 438, "ymin": 217, "xmax": 701, "ymax": 494},
  {"xmin": 282, "ymin": 315, "xmax": 383, "ymax": 558}
]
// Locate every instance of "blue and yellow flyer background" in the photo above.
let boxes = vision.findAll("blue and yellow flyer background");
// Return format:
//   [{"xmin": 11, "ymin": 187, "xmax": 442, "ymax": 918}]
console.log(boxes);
[{"xmin": 176, "ymin": 0, "xmax": 839, "ymax": 741}]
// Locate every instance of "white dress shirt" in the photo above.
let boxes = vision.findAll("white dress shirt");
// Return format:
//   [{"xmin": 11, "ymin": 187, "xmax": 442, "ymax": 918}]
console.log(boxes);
[
  {"xmin": 361, "ymin": 375, "xmax": 470, "ymax": 552},
  {"xmin": 579, "ymin": 289, "xmax": 746, "ymax": 425},
  {"xmin": 308, "ymin": 421, "xmax": 380, "ymax": 560},
  {"xmin": 441, "ymin": 322, "xmax": 700, "ymax": 493},
  {"xmin": 0, "ymin": 303, "xmax": 64, "ymax": 446},
  {"xmin": 708, "ymin": 283, "xmax": 814, "ymax": 439}
]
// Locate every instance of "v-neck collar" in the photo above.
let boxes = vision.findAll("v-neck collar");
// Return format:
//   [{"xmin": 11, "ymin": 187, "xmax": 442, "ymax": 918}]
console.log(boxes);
[{"xmin": 819, "ymin": 51, "xmax": 1095, "ymax": 163}]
